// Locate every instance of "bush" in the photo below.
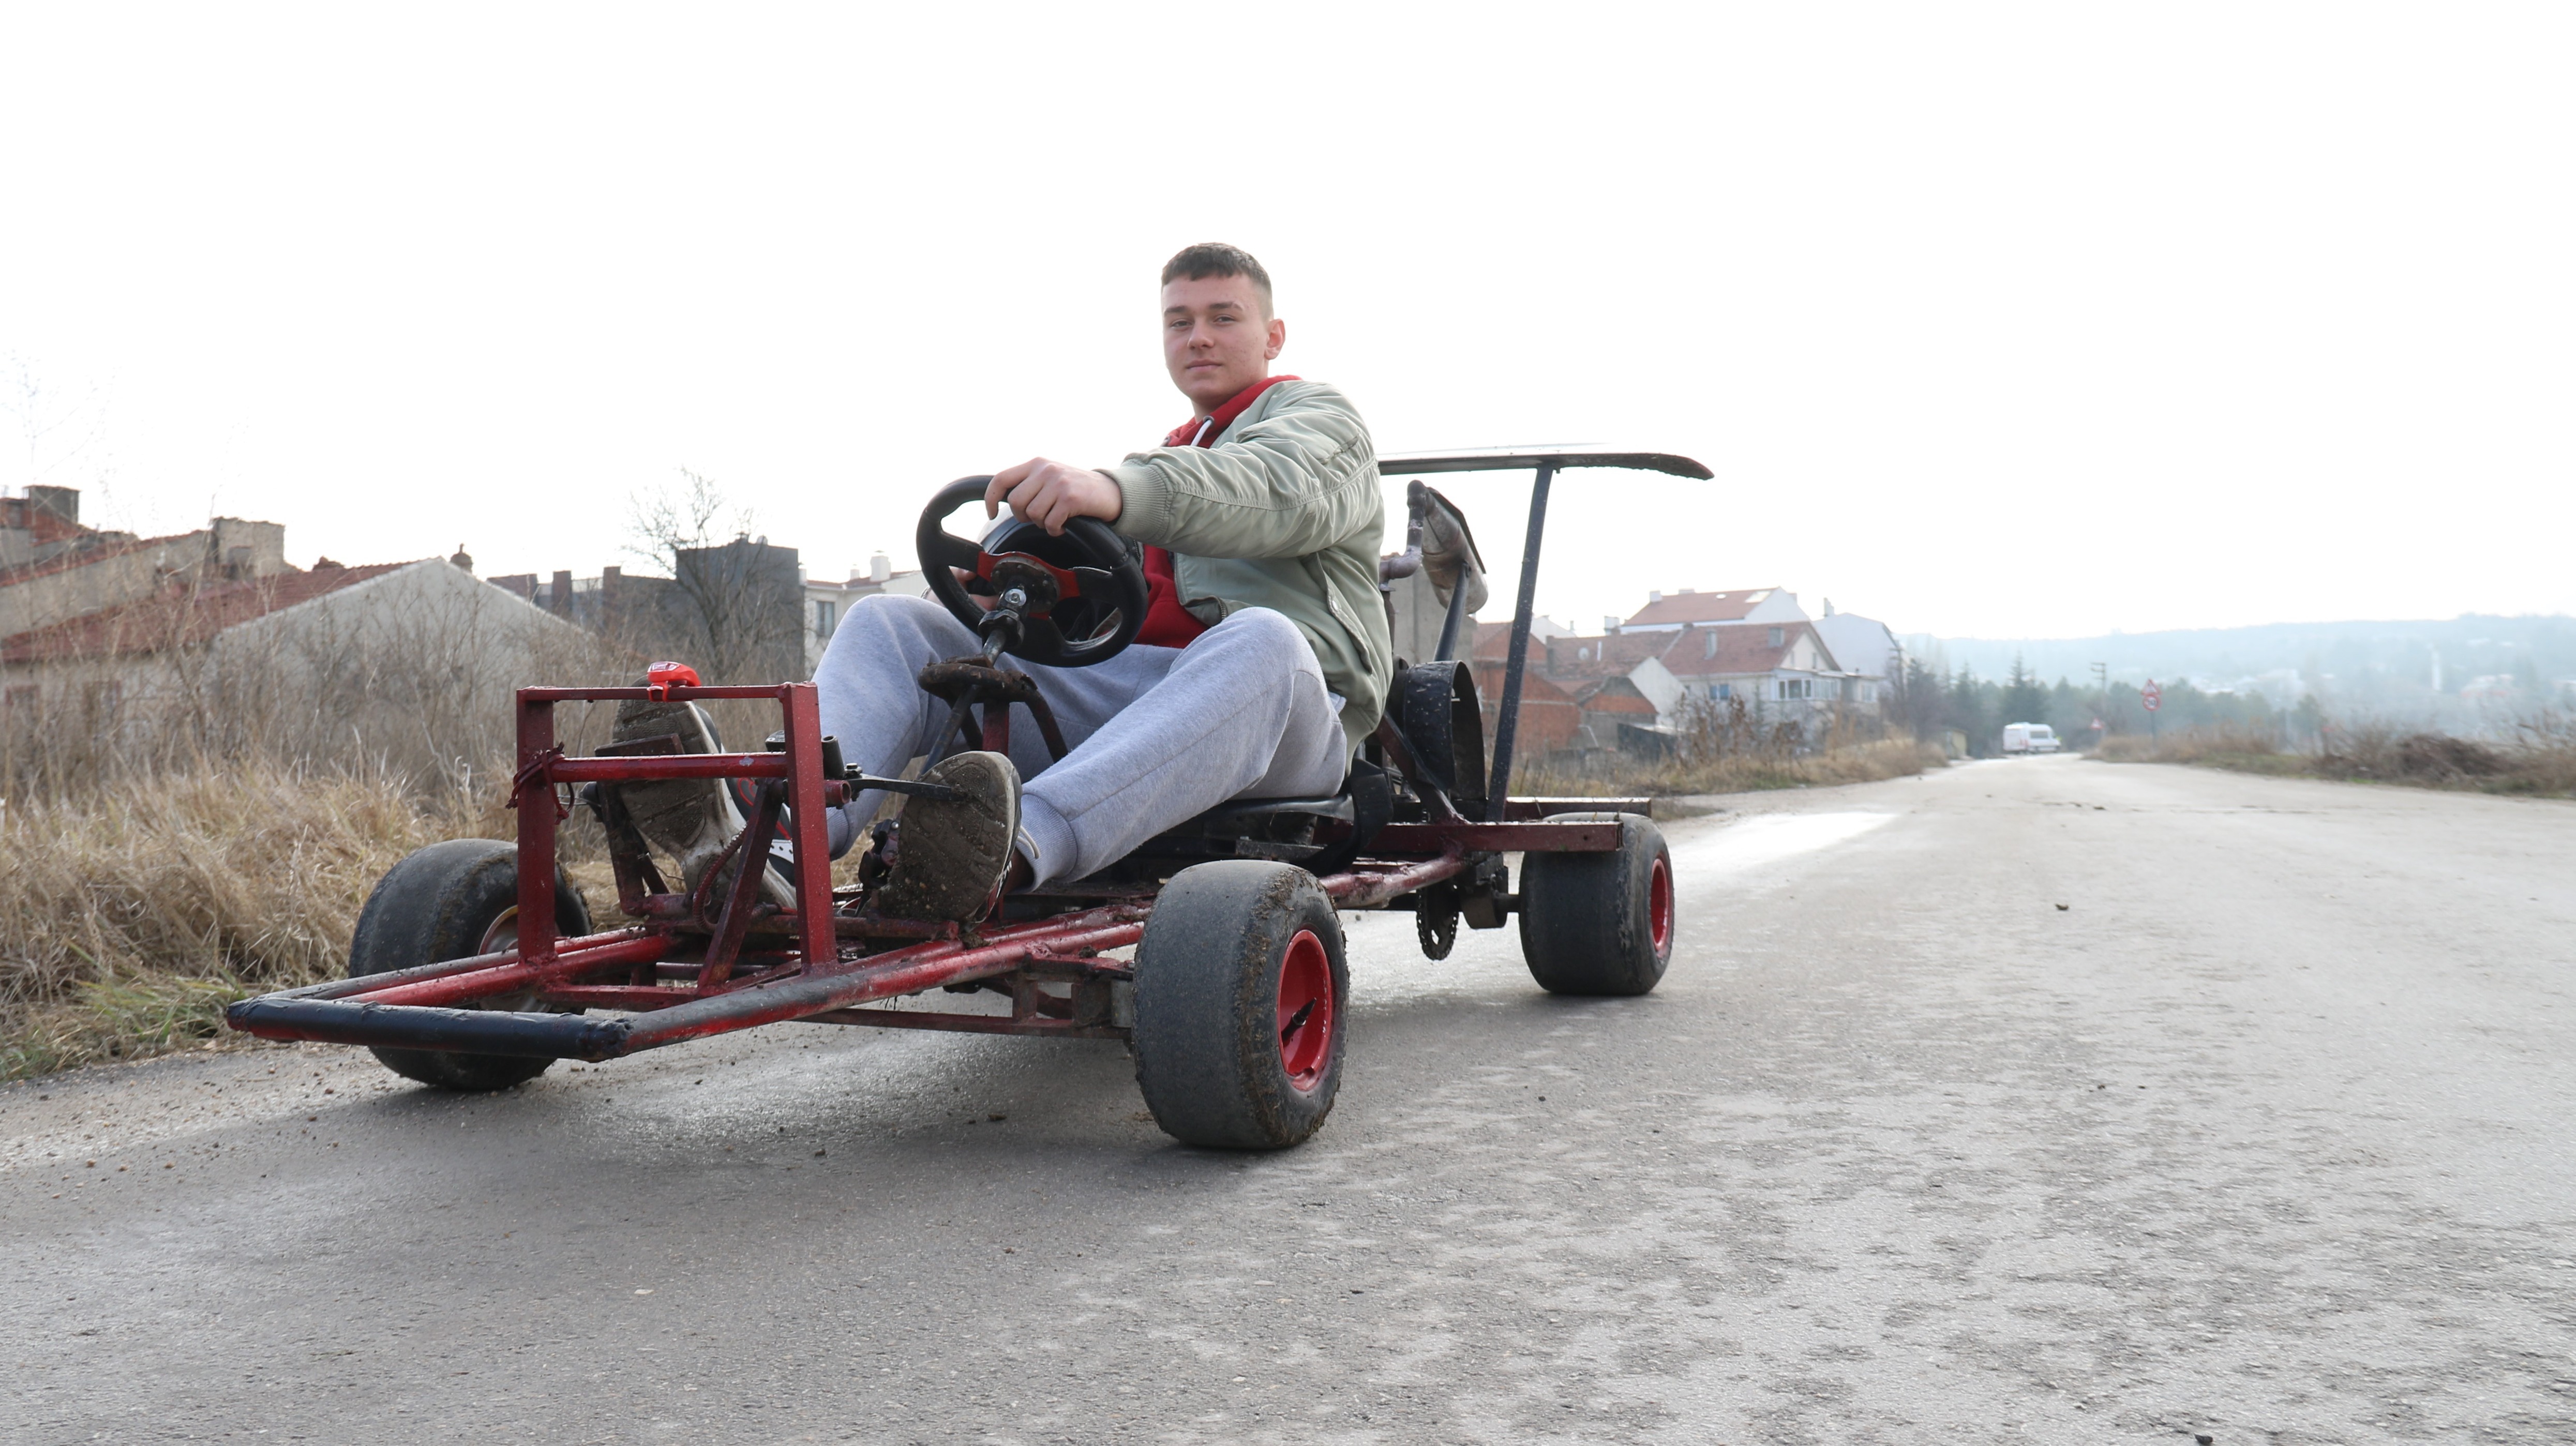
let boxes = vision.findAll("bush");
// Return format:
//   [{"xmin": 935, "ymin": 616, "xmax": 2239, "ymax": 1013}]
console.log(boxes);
[
  {"xmin": 2095, "ymin": 722, "xmax": 2284, "ymax": 765},
  {"xmin": 0, "ymin": 763, "xmax": 474, "ymax": 1078},
  {"xmin": 2100, "ymin": 717, "xmax": 2576, "ymax": 797},
  {"xmin": 1517, "ymin": 695, "xmax": 1942, "ymax": 797},
  {"xmin": 0, "ymin": 587, "xmax": 651, "ymax": 1077}
]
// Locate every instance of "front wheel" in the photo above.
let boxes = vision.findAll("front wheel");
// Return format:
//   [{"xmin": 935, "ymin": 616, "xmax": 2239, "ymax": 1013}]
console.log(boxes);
[
  {"xmin": 348, "ymin": 838, "xmax": 592, "ymax": 1091},
  {"xmin": 1519, "ymin": 813, "xmax": 1673, "ymax": 996},
  {"xmin": 1131, "ymin": 861, "xmax": 1349, "ymax": 1149}
]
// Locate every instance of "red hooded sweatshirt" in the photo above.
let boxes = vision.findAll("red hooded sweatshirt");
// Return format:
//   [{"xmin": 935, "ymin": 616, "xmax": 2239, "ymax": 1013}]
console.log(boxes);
[{"xmin": 1131, "ymin": 374, "xmax": 1299, "ymax": 647}]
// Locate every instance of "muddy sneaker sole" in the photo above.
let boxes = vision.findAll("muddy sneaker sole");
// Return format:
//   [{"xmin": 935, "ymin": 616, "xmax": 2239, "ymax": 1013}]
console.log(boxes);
[
  {"xmin": 610, "ymin": 698, "xmax": 795, "ymax": 909},
  {"xmin": 877, "ymin": 751, "xmax": 1020, "ymax": 923},
  {"xmin": 610, "ymin": 700, "xmax": 730, "ymax": 858}
]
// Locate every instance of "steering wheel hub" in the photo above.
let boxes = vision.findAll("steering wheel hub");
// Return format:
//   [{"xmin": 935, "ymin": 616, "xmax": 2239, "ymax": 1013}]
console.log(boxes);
[{"xmin": 916, "ymin": 477, "xmax": 1150, "ymax": 668}]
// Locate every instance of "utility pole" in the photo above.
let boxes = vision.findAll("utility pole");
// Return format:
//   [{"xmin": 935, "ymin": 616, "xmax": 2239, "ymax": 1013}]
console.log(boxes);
[{"xmin": 2091, "ymin": 661, "xmax": 2108, "ymax": 753}]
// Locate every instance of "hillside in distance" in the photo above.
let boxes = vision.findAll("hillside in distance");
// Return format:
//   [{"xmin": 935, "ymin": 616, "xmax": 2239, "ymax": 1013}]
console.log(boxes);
[{"xmin": 1909, "ymin": 614, "xmax": 2576, "ymax": 717}]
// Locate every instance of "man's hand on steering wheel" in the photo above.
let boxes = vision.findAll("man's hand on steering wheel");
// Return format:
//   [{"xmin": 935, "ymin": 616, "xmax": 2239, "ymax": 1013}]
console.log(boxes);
[
  {"xmin": 986, "ymin": 458, "xmax": 1124, "ymax": 536},
  {"xmin": 919, "ymin": 476, "xmax": 1150, "ymax": 668}
]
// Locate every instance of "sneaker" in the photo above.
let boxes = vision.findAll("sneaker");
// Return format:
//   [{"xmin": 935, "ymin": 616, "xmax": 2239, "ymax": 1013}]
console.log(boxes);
[
  {"xmin": 610, "ymin": 696, "xmax": 797, "ymax": 911},
  {"xmin": 875, "ymin": 751, "xmax": 1020, "ymax": 923}
]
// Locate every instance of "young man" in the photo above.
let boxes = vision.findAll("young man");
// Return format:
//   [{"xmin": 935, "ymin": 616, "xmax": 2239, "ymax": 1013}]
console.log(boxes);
[{"xmin": 615, "ymin": 244, "xmax": 1390, "ymax": 921}]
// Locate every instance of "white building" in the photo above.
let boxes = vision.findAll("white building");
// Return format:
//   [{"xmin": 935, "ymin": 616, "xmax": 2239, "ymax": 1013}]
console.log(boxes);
[
  {"xmin": 1811, "ymin": 603, "xmax": 1904, "ymax": 691},
  {"xmin": 803, "ymin": 552, "xmax": 931, "ymax": 673}
]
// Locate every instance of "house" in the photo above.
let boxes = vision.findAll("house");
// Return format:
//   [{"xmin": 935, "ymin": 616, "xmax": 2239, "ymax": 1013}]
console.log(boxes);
[
  {"xmin": 1473, "ymin": 605, "xmax": 1877, "ymax": 752},
  {"xmin": 1655, "ymin": 620, "xmax": 1866, "ymax": 712},
  {"xmin": 1, "ymin": 486, "xmax": 92, "ymax": 569},
  {"xmin": 2, "ymin": 508, "xmax": 594, "ymax": 774},
  {"xmin": 486, "ymin": 564, "xmax": 653, "ymax": 635},
  {"xmin": 489, "ymin": 536, "xmax": 809, "ymax": 683},
  {"xmin": 1465, "ymin": 662, "xmax": 1583, "ymax": 755},
  {"xmin": 1, "ymin": 487, "xmax": 290, "ymax": 641},
  {"xmin": 1811, "ymin": 600, "xmax": 1903, "ymax": 697},
  {"xmin": 1616, "ymin": 583, "xmax": 1901, "ymax": 713},
  {"xmin": 1561, "ymin": 673, "xmax": 1664, "ymax": 751},
  {"xmin": 1480, "ymin": 616, "xmax": 1862, "ymax": 712},
  {"xmin": 1618, "ymin": 586, "xmax": 1808, "ymax": 633},
  {"xmin": 803, "ymin": 552, "xmax": 931, "ymax": 673},
  {"xmin": 1474, "ymin": 627, "xmax": 1712, "ymax": 761}
]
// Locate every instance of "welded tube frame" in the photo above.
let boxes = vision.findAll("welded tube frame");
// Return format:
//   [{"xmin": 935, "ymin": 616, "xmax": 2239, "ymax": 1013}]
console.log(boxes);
[
  {"xmin": 1485, "ymin": 462, "xmax": 1553, "ymax": 817},
  {"xmin": 227, "ymin": 672, "xmax": 1642, "ymax": 1060}
]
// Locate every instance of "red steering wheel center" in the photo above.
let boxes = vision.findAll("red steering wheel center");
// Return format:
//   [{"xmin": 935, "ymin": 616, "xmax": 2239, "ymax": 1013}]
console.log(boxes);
[
  {"xmin": 1276, "ymin": 929, "xmax": 1335, "ymax": 1092},
  {"xmin": 976, "ymin": 549, "xmax": 1086, "ymax": 600}
]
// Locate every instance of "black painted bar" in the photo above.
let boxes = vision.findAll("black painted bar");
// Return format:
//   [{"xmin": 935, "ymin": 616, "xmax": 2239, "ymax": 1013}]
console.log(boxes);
[{"xmin": 1485, "ymin": 463, "xmax": 1554, "ymax": 816}]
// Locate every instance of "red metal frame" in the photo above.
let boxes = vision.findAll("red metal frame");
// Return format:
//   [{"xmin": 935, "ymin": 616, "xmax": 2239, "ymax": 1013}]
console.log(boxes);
[{"xmin": 230, "ymin": 679, "xmax": 1637, "ymax": 1062}]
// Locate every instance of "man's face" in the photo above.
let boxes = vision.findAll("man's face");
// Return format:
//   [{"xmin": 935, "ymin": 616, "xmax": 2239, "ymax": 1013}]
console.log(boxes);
[{"xmin": 1162, "ymin": 274, "xmax": 1285, "ymax": 415}]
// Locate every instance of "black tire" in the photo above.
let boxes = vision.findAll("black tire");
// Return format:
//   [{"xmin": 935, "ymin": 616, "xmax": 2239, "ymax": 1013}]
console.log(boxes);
[
  {"xmin": 348, "ymin": 838, "xmax": 592, "ymax": 1091},
  {"xmin": 1131, "ymin": 861, "xmax": 1349, "ymax": 1149},
  {"xmin": 1518, "ymin": 812, "xmax": 1674, "ymax": 997}
]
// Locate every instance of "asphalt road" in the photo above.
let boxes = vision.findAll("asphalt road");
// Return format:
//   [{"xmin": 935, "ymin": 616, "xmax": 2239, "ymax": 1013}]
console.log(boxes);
[{"xmin": 6, "ymin": 756, "xmax": 2573, "ymax": 1445}]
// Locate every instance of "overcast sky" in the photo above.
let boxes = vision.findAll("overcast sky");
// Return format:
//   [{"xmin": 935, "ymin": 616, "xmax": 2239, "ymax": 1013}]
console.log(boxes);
[{"xmin": 3, "ymin": 4, "xmax": 2568, "ymax": 643}]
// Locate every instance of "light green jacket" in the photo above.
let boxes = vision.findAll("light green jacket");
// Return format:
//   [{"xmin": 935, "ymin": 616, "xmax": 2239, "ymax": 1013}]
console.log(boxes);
[{"xmin": 1103, "ymin": 379, "xmax": 1391, "ymax": 750}]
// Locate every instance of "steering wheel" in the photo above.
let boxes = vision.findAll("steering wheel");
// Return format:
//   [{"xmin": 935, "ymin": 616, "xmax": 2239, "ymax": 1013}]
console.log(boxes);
[{"xmin": 916, "ymin": 476, "xmax": 1150, "ymax": 668}]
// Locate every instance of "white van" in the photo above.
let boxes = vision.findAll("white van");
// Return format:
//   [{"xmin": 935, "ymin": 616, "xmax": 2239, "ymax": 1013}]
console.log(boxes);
[{"xmin": 2001, "ymin": 722, "xmax": 2060, "ymax": 755}]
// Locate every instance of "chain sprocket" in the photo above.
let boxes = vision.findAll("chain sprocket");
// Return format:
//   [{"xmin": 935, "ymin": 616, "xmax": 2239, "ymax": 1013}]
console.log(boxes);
[{"xmin": 1416, "ymin": 884, "xmax": 1461, "ymax": 960}]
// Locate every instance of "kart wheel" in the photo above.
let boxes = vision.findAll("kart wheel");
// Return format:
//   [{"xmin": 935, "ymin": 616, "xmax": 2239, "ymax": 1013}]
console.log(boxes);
[
  {"xmin": 348, "ymin": 838, "xmax": 592, "ymax": 1091},
  {"xmin": 1518, "ymin": 812, "xmax": 1673, "ymax": 997},
  {"xmin": 1131, "ymin": 861, "xmax": 1348, "ymax": 1150}
]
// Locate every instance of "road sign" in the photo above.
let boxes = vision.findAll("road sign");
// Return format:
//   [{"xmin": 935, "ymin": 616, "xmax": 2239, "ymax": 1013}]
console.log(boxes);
[{"xmin": 2141, "ymin": 680, "xmax": 2163, "ymax": 712}]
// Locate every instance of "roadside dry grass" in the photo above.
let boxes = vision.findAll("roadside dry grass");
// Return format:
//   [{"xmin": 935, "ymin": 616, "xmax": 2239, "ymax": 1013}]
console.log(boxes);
[
  {"xmin": 5, "ymin": 728, "xmax": 1936, "ymax": 1079},
  {"xmin": 2099, "ymin": 719, "xmax": 2576, "ymax": 797},
  {"xmin": 2095, "ymin": 724, "xmax": 2309, "ymax": 775},
  {"xmin": 0, "ymin": 604, "xmax": 653, "ymax": 1079},
  {"xmin": 1, "ymin": 758, "xmax": 868, "ymax": 1082},
  {"xmin": 0, "ymin": 763, "xmax": 484, "ymax": 1079},
  {"xmin": 1521, "ymin": 736, "xmax": 1943, "ymax": 798}
]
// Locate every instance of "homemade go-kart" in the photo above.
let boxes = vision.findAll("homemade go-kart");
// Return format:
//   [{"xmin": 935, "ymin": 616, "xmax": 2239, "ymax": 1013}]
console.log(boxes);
[{"xmin": 227, "ymin": 448, "xmax": 1712, "ymax": 1148}]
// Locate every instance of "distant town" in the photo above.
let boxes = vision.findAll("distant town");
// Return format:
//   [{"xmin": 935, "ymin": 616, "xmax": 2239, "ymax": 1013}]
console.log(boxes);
[{"xmin": 7, "ymin": 487, "xmax": 2568, "ymax": 762}]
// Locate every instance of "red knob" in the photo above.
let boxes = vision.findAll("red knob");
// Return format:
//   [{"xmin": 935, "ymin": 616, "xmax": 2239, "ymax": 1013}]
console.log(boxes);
[{"xmin": 644, "ymin": 660, "xmax": 700, "ymax": 699}]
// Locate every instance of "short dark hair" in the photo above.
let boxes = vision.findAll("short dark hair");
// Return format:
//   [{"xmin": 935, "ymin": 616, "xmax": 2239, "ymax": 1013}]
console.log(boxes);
[{"xmin": 1161, "ymin": 243, "xmax": 1272, "ymax": 312}]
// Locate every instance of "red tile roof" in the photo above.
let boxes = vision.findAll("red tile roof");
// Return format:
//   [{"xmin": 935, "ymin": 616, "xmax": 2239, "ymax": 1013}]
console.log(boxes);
[
  {"xmin": 1622, "ymin": 588, "xmax": 1782, "ymax": 629},
  {"xmin": 1473, "ymin": 617, "xmax": 1838, "ymax": 683},
  {"xmin": 1659, "ymin": 622, "xmax": 1820, "ymax": 679},
  {"xmin": 1, "ymin": 563, "xmax": 407, "ymax": 664},
  {"xmin": 1473, "ymin": 621, "xmax": 1628, "ymax": 665},
  {"xmin": 1567, "ymin": 679, "xmax": 1657, "ymax": 713},
  {"xmin": 0, "ymin": 530, "xmax": 194, "ymax": 589},
  {"xmin": 1577, "ymin": 631, "xmax": 1675, "ymax": 671}
]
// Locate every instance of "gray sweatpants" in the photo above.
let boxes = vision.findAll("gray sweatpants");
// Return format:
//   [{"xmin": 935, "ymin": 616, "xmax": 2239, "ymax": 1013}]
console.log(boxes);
[{"xmin": 814, "ymin": 593, "xmax": 1350, "ymax": 887}]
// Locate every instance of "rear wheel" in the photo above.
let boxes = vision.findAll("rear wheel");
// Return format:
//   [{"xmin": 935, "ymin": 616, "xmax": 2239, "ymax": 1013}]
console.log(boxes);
[
  {"xmin": 1131, "ymin": 861, "xmax": 1348, "ymax": 1149},
  {"xmin": 1518, "ymin": 813, "xmax": 1673, "ymax": 996},
  {"xmin": 348, "ymin": 838, "xmax": 592, "ymax": 1091}
]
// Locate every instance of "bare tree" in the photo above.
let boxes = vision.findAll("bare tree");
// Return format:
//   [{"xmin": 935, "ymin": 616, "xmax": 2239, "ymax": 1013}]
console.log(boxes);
[
  {"xmin": 1, "ymin": 353, "xmax": 113, "ymax": 501},
  {"xmin": 623, "ymin": 469, "xmax": 804, "ymax": 684}
]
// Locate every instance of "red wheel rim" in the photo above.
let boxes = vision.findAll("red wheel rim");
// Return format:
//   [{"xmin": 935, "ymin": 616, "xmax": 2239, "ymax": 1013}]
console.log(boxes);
[
  {"xmin": 1646, "ymin": 855, "xmax": 1673, "ymax": 956},
  {"xmin": 1276, "ymin": 929, "xmax": 1335, "ymax": 1093}
]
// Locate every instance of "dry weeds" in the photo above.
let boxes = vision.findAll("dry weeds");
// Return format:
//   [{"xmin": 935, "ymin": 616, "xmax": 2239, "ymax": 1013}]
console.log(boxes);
[
  {"xmin": 1521, "ymin": 736, "xmax": 1942, "ymax": 798},
  {"xmin": 0, "ymin": 762, "xmax": 479, "ymax": 1078},
  {"xmin": 0, "ymin": 594, "xmax": 644, "ymax": 1078},
  {"xmin": 2099, "ymin": 718, "xmax": 2576, "ymax": 796},
  {"xmin": 2095, "ymin": 724, "xmax": 2296, "ymax": 770}
]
